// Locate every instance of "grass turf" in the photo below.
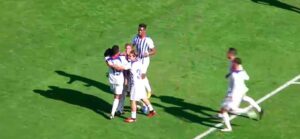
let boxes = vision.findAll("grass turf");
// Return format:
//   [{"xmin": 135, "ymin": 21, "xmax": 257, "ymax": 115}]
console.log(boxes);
[{"xmin": 0, "ymin": 0, "xmax": 300, "ymax": 138}]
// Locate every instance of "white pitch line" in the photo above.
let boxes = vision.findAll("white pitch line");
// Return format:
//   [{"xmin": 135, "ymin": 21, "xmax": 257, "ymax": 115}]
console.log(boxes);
[
  {"xmin": 194, "ymin": 75, "xmax": 300, "ymax": 139},
  {"xmin": 291, "ymin": 82, "xmax": 300, "ymax": 85}
]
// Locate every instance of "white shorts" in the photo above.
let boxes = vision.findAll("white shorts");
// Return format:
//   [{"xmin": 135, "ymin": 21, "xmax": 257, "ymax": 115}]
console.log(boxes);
[
  {"xmin": 130, "ymin": 83, "xmax": 147, "ymax": 101},
  {"xmin": 222, "ymin": 90, "xmax": 247, "ymax": 111},
  {"xmin": 141, "ymin": 57, "xmax": 150, "ymax": 74},
  {"xmin": 110, "ymin": 84, "xmax": 123, "ymax": 95}
]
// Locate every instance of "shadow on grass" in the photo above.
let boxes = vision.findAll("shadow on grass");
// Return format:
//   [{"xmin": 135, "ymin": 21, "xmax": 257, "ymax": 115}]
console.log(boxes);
[
  {"xmin": 55, "ymin": 70, "xmax": 111, "ymax": 94},
  {"xmin": 152, "ymin": 95, "xmax": 222, "ymax": 128},
  {"xmin": 33, "ymin": 86, "xmax": 111, "ymax": 119},
  {"xmin": 252, "ymin": 0, "xmax": 300, "ymax": 14}
]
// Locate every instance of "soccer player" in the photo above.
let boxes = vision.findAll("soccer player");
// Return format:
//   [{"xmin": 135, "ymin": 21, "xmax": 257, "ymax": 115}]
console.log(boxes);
[
  {"xmin": 220, "ymin": 58, "xmax": 263, "ymax": 132},
  {"xmin": 216, "ymin": 48, "xmax": 243, "ymax": 118},
  {"xmin": 132, "ymin": 23, "xmax": 156, "ymax": 98},
  {"xmin": 121, "ymin": 43, "xmax": 133, "ymax": 93},
  {"xmin": 225, "ymin": 47, "xmax": 240, "ymax": 78},
  {"xmin": 105, "ymin": 45, "xmax": 128, "ymax": 119},
  {"xmin": 115, "ymin": 43, "xmax": 133, "ymax": 114},
  {"xmin": 118, "ymin": 50, "xmax": 156, "ymax": 123}
]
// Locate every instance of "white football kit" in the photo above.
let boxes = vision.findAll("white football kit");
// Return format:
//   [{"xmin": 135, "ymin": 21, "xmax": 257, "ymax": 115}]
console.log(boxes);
[
  {"xmin": 126, "ymin": 59, "xmax": 147, "ymax": 101},
  {"xmin": 223, "ymin": 70, "xmax": 249, "ymax": 110},
  {"xmin": 107, "ymin": 55, "xmax": 128, "ymax": 95}
]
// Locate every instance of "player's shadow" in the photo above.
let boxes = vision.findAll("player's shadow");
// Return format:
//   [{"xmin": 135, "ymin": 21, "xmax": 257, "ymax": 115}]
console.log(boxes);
[
  {"xmin": 33, "ymin": 86, "xmax": 111, "ymax": 119},
  {"xmin": 152, "ymin": 95, "xmax": 221, "ymax": 128},
  {"xmin": 55, "ymin": 70, "xmax": 111, "ymax": 94},
  {"xmin": 251, "ymin": 0, "xmax": 300, "ymax": 14}
]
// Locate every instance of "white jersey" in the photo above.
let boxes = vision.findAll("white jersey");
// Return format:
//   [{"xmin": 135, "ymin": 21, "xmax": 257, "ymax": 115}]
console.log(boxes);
[
  {"xmin": 124, "ymin": 59, "xmax": 147, "ymax": 100},
  {"xmin": 107, "ymin": 55, "xmax": 128, "ymax": 85},
  {"xmin": 228, "ymin": 70, "xmax": 249, "ymax": 97},
  {"xmin": 127, "ymin": 60, "xmax": 143, "ymax": 86},
  {"xmin": 132, "ymin": 35, "xmax": 155, "ymax": 62},
  {"xmin": 227, "ymin": 61, "xmax": 243, "ymax": 95}
]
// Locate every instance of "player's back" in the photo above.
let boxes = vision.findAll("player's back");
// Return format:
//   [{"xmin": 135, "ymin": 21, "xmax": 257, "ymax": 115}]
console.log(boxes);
[
  {"xmin": 230, "ymin": 70, "xmax": 249, "ymax": 94},
  {"xmin": 107, "ymin": 55, "xmax": 127, "ymax": 84},
  {"xmin": 129, "ymin": 59, "xmax": 143, "ymax": 86}
]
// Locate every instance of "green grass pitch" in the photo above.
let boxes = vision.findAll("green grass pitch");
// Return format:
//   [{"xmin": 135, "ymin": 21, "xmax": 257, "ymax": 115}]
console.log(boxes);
[{"xmin": 0, "ymin": 0, "xmax": 300, "ymax": 138}]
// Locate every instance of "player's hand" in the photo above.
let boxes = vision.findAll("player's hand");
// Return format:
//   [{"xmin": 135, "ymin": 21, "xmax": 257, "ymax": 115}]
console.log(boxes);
[
  {"xmin": 142, "ymin": 52, "xmax": 149, "ymax": 58},
  {"xmin": 113, "ymin": 65, "xmax": 123, "ymax": 71},
  {"xmin": 141, "ymin": 73, "xmax": 146, "ymax": 79}
]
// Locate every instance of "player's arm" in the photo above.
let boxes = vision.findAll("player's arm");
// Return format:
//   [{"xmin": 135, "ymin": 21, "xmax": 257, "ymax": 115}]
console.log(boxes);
[
  {"xmin": 112, "ymin": 62, "xmax": 131, "ymax": 71},
  {"xmin": 105, "ymin": 57, "xmax": 113, "ymax": 67},
  {"xmin": 144, "ymin": 38, "xmax": 156, "ymax": 57},
  {"xmin": 105, "ymin": 59, "xmax": 122, "ymax": 70},
  {"xmin": 242, "ymin": 71, "xmax": 250, "ymax": 81},
  {"xmin": 147, "ymin": 47, "xmax": 156, "ymax": 56}
]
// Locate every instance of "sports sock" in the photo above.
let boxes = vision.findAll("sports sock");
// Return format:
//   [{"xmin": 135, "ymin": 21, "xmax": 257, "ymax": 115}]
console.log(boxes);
[
  {"xmin": 147, "ymin": 104, "xmax": 154, "ymax": 111},
  {"xmin": 222, "ymin": 112, "xmax": 232, "ymax": 130},
  {"xmin": 131, "ymin": 111, "xmax": 137, "ymax": 119},
  {"xmin": 111, "ymin": 99, "xmax": 119, "ymax": 116}
]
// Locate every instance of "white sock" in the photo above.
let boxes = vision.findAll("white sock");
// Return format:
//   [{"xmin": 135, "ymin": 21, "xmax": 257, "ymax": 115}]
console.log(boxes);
[
  {"xmin": 147, "ymin": 104, "xmax": 154, "ymax": 111},
  {"xmin": 243, "ymin": 96, "xmax": 261, "ymax": 112},
  {"xmin": 131, "ymin": 111, "xmax": 136, "ymax": 119},
  {"xmin": 143, "ymin": 77, "xmax": 151, "ymax": 93},
  {"xmin": 111, "ymin": 99, "xmax": 119, "ymax": 116},
  {"xmin": 222, "ymin": 112, "xmax": 232, "ymax": 130}
]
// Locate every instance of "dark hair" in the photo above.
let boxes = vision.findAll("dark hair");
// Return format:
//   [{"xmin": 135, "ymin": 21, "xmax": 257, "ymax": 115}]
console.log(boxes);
[
  {"xmin": 111, "ymin": 45, "xmax": 119, "ymax": 56},
  {"xmin": 233, "ymin": 57, "xmax": 242, "ymax": 64},
  {"xmin": 228, "ymin": 47, "xmax": 237, "ymax": 55},
  {"xmin": 104, "ymin": 48, "xmax": 112, "ymax": 57},
  {"xmin": 138, "ymin": 23, "xmax": 147, "ymax": 29}
]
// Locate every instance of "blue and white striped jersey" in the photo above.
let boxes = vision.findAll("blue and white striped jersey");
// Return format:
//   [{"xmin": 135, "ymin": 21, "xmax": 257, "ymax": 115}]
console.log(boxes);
[{"xmin": 132, "ymin": 35, "xmax": 155, "ymax": 59}]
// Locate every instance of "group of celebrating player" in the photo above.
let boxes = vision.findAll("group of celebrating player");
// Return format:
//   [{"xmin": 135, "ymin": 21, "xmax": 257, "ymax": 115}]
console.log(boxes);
[
  {"xmin": 104, "ymin": 23, "xmax": 157, "ymax": 123},
  {"xmin": 103, "ymin": 23, "xmax": 264, "ymax": 130}
]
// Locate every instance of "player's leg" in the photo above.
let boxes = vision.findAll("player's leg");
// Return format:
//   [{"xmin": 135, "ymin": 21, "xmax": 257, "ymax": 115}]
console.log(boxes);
[
  {"xmin": 131, "ymin": 100, "xmax": 137, "ymax": 119},
  {"xmin": 124, "ymin": 100, "xmax": 137, "ymax": 123},
  {"xmin": 141, "ymin": 58, "xmax": 152, "ymax": 98},
  {"xmin": 110, "ymin": 84, "xmax": 123, "ymax": 119},
  {"xmin": 228, "ymin": 91, "xmax": 246, "ymax": 115},
  {"xmin": 230, "ymin": 107, "xmax": 249, "ymax": 114},
  {"xmin": 214, "ymin": 95, "xmax": 232, "ymax": 119},
  {"xmin": 141, "ymin": 98, "xmax": 156, "ymax": 117},
  {"xmin": 242, "ymin": 95, "xmax": 261, "ymax": 112},
  {"xmin": 125, "ymin": 86, "xmax": 138, "ymax": 123},
  {"xmin": 220, "ymin": 108, "xmax": 232, "ymax": 132},
  {"xmin": 116, "ymin": 88, "xmax": 126, "ymax": 115},
  {"xmin": 144, "ymin": 77, "xmax": 152, "ymax": 98},
  {"xmin": 242, "ymin": 95, "xmax": 264, "ymax": 119}
]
